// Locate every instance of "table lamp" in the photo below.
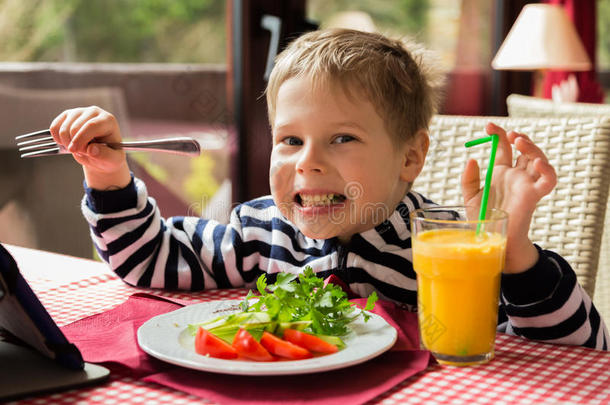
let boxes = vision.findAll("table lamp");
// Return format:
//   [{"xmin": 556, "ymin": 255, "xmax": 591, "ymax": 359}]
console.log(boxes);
[{"xmin": 491, "ymin": 4, "xmax": 591, "ymax": 101}]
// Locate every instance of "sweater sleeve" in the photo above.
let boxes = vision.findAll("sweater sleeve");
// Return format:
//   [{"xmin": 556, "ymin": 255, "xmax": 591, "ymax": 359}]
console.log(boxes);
[
  {"xmin": 81, "ymin": 176, "xmax": 253, "ymax": 290},
  {"xmin": 499, "ymin": 245, "xmax": 609, "ymax": 350}
]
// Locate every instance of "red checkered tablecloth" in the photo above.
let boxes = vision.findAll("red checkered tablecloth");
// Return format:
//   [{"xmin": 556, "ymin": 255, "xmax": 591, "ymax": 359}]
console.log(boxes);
[{"xmin": 5, "ymin": 245, "xmax": 610, "ymax": 405}]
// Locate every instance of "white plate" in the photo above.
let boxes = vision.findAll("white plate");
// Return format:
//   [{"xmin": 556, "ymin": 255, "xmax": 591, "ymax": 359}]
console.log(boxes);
[{"xmin": 137, "ymin": 300, "xmax": 397, "ymax": 376}]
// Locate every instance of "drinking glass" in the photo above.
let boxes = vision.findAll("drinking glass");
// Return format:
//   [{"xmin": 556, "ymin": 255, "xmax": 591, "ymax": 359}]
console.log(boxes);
[{"xmin": 410, "ymin": 206, "xmax": 508, "ymax": 366}]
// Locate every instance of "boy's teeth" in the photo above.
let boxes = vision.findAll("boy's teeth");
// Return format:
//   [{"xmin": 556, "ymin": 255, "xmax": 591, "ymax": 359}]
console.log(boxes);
[{"xmin": 299, "ymin": 193, "xmax": 342, "ymax": 207}]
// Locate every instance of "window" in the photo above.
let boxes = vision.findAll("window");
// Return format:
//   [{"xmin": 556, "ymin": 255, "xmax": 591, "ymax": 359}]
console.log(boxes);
[
  {"xmin": 0, "ymin": 0, "xmax": 226, "ymax": 63},
  {"xmin": 307, "ymin": 0, "xmax": 493, "ymax": 72},
  {"xmin": 307, "ymin": 0, "xmax": 494, "ymax": 115},
  {"xmin": 0, "ymin": 0, "xmax": 232, "ymax": 256}
]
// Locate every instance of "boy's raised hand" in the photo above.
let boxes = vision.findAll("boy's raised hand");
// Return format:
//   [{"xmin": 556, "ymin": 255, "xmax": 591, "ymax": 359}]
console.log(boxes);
[
  {"xmin": 50, "ymin": 106, "xmax": 131, "ymax": 190},
  {"xmin": 461, "ymin": 122, "xmax": 557, "ymax": 274}
]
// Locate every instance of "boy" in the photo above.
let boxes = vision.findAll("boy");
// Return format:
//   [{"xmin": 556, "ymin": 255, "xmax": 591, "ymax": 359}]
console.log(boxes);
[{"xmin": 50, "ymin": 29, "xmax": 607, "ymax": 350}]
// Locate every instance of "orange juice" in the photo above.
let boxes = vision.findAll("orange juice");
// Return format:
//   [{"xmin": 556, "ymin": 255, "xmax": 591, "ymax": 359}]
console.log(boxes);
[{"xmin": 412, "ymin": 228, "xmax": 506, "ymax": 366}]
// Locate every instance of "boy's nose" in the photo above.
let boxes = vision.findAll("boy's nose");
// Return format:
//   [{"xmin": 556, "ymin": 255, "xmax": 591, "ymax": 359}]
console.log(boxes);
[{"xmin": 295, "ymin": 144, "xmax": 326, "ymax": 174}]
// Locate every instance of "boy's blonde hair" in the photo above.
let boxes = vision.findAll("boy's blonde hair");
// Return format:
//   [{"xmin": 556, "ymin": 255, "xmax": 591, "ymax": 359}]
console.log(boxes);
[{"xmin": 266, "ymin": 28, "xmax": 444, "ymax": 143}]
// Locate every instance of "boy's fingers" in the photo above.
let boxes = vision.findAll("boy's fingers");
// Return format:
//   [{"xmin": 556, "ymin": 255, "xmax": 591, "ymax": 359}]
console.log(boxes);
[
  {"xmin": 49, "ymin": 111, "xmax": 68, "ymax": 142},
  {"xmin": 533, "ymin": 158, "xmax": 557, "ymax": 196},
  {"xmin": 515, "ymin": 154, "xmax": 529, "ymax": 170},
  {"xmin": 461, "ymin": 158, "xmax": 480, "ymax": 203},
  {"xmin": 67, "ymin": 108, "xmax": 100, "ymax": 153},
  {"xmin": 514, "ymin": 135, "xmax": 549, "ymax": 164},
  {"xmin": 86, "ymin": 143, "xmax": 103, "ymax": 158},
  {"xmin": 58, "ymin": 109, "xmax": 84, "ymax": 147},
  {"xmin": 70, "ymin": 117, "xmax": 113, "ymax": 154},
  {"xmin": 486, "ymin": 122, "xmax": 512, "ymax": 166},
  {"xmin": 506, "ymin": 130, "xmax": 521, "ymax": 144}
]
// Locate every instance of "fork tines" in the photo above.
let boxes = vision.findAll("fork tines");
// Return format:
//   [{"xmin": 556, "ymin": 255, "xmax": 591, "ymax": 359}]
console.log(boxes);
[
  {"xmin": 15, "ymin": 129, "xmax": 52, "ymax": 141},
  {"xmin": 20, "ymin": 147, "xmax": 61, "ymax": 158},
  {"xmin": 15, "ymin": 129, "xmax": 61, "ymax": 158},
  {"xmin": 16, "ymin": 135, "xmax": 54, "ymax": 147}
]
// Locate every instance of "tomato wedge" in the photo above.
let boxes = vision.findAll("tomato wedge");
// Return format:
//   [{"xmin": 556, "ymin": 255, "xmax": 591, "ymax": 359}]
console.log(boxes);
[
  {"xmin": 283, "ymin": 329, "xmax": 339, "ymax": 354},
  {"xmin": 232, "ymin": 328, "xmax": 274, "ymax": 361},
  {"xmin": 260, "ymin": 332, "xmax": 312, "ymax": 360},
  {"xmin": 194, "ymin": 327, "xmax": 238, "ymax": 359}
]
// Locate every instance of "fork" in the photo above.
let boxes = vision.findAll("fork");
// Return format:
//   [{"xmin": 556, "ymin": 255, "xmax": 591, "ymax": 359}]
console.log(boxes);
[{"xmin": 15, "ymin": 129, "xmax": 201, "ymax": 158}]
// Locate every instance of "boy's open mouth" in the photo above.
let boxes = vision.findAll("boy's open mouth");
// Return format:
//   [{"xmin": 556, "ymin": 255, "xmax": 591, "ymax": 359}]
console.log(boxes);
[{"xmin": 295, "ymin": 193, "xmax": 347, "ymax": 207}]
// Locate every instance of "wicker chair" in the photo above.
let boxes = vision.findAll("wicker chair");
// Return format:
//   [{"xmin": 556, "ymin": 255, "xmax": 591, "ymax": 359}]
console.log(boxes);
[
  {"xmin": 506, "ymin": 95, "xmax": 610, "ymax": 325},
  {"xmin": 507, "ymin": 94, "xmax": 610, "ymax": 119},
  {"xmin": 413, "ymin": 115, "xmax": 610, "ymax": 319}
]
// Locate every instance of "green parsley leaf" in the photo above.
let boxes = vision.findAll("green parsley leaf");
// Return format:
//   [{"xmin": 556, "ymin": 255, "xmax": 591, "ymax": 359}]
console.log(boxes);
[
  {"xmin": 268, "ymin": 272, "xmax": 298, "ymax": 292},
  {"xmin": 240, "ymin": 290, "xmax": 256, "ymax": 312},
  {"xmin": 364, "ymin": 291, "xmax": 378, "ymax": 311},
  {"xmin": 235, "ymin": 266, "xmax": 377, "ymax": 338},
  {"xmin": 256, "ymin": 274, "xmax": 268, "ymax": 295}
]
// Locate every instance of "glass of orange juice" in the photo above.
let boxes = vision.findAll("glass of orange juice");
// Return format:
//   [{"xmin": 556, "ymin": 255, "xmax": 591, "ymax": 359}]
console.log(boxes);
[{"xmin": 410, "ymin": 206, "xmax": 507, "ymax": 366}]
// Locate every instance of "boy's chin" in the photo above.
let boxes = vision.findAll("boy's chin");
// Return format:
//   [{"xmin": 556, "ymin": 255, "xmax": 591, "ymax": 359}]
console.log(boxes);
[
  {"xmin": 291, "ymin": 222, "xmax": 336, "ymax": 240},
  {"xmin": 295, "ymin": 222, "xmax": 354, "ymax": 242}
]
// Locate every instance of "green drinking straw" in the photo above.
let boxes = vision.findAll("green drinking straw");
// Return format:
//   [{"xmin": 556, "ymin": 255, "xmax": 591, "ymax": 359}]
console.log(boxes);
[{"xmin": 464, "ymin": 134, "xmax": 499, "ymax": 235}]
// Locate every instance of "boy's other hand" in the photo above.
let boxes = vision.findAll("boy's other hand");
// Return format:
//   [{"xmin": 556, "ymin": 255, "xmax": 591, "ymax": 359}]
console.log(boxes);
[
  {"xmin": 50, "ymin": 106, "xmax": 131, "ymax": 190},
  {"xmin": 461, "ymin": 122, "xmax": 557, "ymax": 274}
]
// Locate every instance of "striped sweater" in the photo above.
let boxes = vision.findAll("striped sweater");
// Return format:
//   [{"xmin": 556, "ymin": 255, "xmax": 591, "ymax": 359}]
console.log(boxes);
[{"xmin": 82, "ymin": 177, "xmax": 608, "ymax": 350}]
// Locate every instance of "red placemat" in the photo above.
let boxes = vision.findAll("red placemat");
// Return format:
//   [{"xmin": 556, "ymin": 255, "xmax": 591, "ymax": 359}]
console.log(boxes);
[{"xmin": 61, "ymin": 294, "xmax": 432, "ymax": 405}]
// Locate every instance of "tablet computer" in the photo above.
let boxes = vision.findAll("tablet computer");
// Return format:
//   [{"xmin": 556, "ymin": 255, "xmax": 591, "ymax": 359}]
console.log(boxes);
[{"xmin": 0, "ymin": 243, "xmax": 109, "ymax": 400}]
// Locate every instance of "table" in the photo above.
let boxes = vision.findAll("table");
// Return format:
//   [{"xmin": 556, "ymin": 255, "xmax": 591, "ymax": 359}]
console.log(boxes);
[{"xmin": 5, "ymin": 244, "xmax": 610, "ymax": 405}]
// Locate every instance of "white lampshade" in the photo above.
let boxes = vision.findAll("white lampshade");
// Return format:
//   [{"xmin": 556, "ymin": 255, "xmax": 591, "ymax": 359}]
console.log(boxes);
[{"xmin": 492, "ymin": 4, "xmax": 591, "ymax": 71}]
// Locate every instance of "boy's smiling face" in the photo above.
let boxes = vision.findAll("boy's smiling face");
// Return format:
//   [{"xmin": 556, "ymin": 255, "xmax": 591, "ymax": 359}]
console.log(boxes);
[{"xmin": 270, "ymin": 76, "xmax": 426, "ymax": 243}]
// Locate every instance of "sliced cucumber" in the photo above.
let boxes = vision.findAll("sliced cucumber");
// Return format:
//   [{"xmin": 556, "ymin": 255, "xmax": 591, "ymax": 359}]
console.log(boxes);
[
  {"xmin": 188, "ymin": 312, "xmax": 271, "ymax": 336},
  {"xmin": 316, "ymin": 334, "xmax": 346, "ymax": 350},
  {"xmin": 208, "ymin": 322, "xmax": 270, "ymax": 344},
  {"xmin": 275, "ymin": 320, "xmax": 312, "ymax": 336}
]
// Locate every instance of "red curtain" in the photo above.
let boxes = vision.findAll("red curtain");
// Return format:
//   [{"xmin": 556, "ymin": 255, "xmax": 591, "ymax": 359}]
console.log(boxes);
[{"xmin": 541, "ymin": 0, "xmax": 604, "ymax": 103}]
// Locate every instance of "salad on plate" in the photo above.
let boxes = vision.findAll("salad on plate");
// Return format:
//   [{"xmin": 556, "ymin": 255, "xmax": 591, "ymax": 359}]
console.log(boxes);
[
  {"xmin": 187, "ymin": 266, "xmax": 378, "ymax": 362},
  {"xmin": 136, "ymin": 267, "xmax": 395, "ymax": 375}
]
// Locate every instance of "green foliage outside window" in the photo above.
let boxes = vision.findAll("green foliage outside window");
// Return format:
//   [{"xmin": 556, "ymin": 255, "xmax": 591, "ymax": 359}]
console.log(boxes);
[
  {"xmin": 184, "ymin": 153, "xmax": 220, "ymax": 216},
  {"xmin": 308, "ymin": 0, "xmax": 429, "ymax": 39},
  {"xmin": 1, "ymin": 0, "xmax": 608, "ymax": 71},
  {"xmin": 0, "ymin": 0, "xmax": 225, "ymax": 63}
]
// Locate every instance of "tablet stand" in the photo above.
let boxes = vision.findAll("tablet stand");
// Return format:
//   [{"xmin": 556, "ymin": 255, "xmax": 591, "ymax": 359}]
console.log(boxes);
[{"xmin": 0, "ymin": 244, "xmax": 109, "ymax": 400}]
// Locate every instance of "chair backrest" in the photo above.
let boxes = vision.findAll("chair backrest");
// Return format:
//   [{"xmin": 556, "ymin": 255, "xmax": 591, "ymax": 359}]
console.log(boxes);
[
  {"xmin": 507, "ymin": 93, "xmax": 610, "ymax": 118},
  {"xmin": 0, "ymin": 84, "xmax": 130, "ymax": 147},
  {"xmin": 506, "ymin": 94, "xmax": 610, "ymax": 323},
  {"xmin": 413, "ymin": 115, "xmax": 610, "ymax": 300},
  {"xmin": 0, "ymin": 85, "xmax": 130, "ymax": 259}
]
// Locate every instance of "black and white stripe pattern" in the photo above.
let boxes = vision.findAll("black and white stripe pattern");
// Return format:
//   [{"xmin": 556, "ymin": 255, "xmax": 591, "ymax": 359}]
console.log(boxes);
[{"xmin": 82, "ymin": 177, "xmax": 608, "ymax": 350}]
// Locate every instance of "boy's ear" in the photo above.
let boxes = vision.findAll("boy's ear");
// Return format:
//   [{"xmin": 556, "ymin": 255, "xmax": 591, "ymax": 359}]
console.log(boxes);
[{"xmin": 399, "ymin": 129, "xmax": 429, "ymax": 183}]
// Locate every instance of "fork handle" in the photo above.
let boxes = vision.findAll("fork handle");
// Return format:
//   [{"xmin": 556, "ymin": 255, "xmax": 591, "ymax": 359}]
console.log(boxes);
[{"xmin": 106, "ymin": 137, "xmax": 201, "ymax": 157}]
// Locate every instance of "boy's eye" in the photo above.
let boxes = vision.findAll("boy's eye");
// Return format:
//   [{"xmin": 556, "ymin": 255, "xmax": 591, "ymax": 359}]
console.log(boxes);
[
  {"xmin": 333, "ymin": 134, "xmax": 355, "ymax": 144},
  {"xmin": 282, "ymin": 136, "xmax": 302, "ymax": 146}
]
